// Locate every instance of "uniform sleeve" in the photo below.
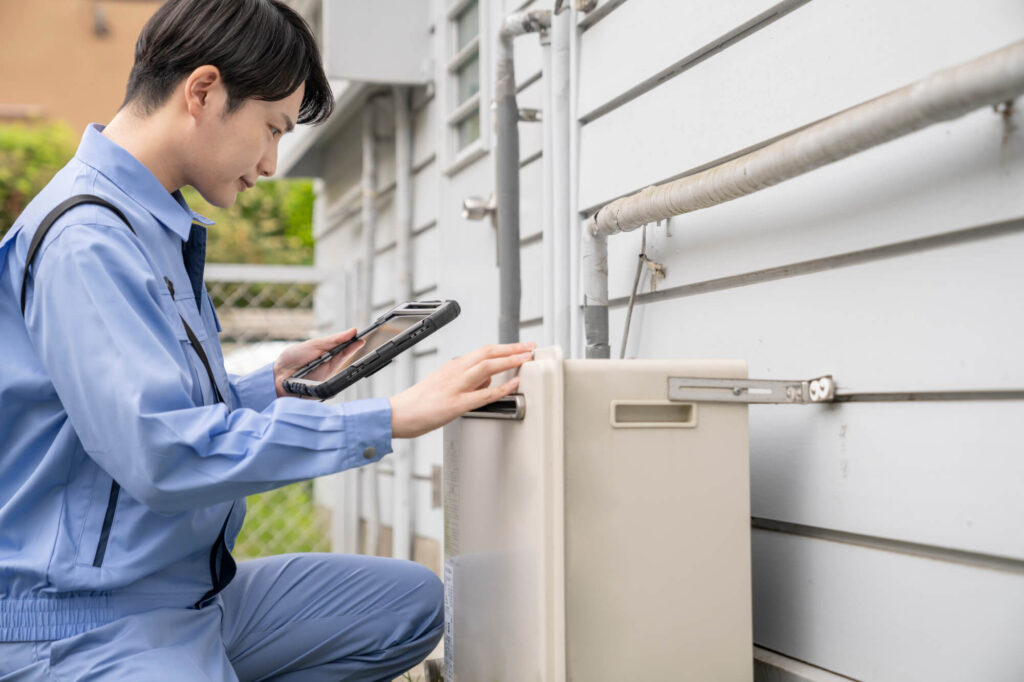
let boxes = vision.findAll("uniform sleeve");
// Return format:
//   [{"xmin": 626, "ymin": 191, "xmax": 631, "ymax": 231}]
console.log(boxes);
[
  {"xmin": 229, "ymin": 363, "xmax": 278, "ymax": 412},
  {"xmin": 25, "ymin": 224, "xmax": 392, "ymax": 513}
]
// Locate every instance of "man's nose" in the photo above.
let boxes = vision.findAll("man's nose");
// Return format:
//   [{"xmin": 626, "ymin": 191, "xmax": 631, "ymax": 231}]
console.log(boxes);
[{"xmin": 258, "ymin": 145, "xmax": 278, "ymax": 178}]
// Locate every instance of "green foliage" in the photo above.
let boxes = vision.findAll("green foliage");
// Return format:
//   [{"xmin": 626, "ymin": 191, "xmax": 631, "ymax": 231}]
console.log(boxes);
[
  {"xmin": 184, "ymin": 180, "xmax": 315, "ymax": 265},
  {"xmin": 0, "ymin": 121, "xmax": 314, "ymax": 266},
  {"xmin": 233, "ymin": 481, "xmax": 331, "ymax": 560},
  {"xmin": 0, "ymin": 120, "xmax": 76, "ymax": 236}
]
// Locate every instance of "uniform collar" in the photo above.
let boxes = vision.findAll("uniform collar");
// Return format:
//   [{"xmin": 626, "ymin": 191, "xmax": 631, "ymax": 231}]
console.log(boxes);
[{"xmin": 75, "ymin": 124, "xmax": 214, "ymax": 241}]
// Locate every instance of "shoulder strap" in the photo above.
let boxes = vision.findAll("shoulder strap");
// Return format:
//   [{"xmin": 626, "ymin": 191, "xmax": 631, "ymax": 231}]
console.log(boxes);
[
  {"xmin": 19, "ymin": 194, "xmax": 225, "ymax": 406},
  {"xmin": 21, "ymin": 194, "xmax": 135, "ymax": 315},
  {"xmin": 24, "ymin": 194, "xmax": 235, "ymax": 602}
]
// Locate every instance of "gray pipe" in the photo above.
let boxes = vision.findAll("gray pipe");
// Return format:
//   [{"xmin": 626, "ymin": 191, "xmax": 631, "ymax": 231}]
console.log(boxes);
[
  {"xmin": 496, "ymin": 10, "xmax": 551, "ymax": 344},
  {"xmin": 582, "ymin": 226, "xmax": 609, "ymax": 358},
  {"xmin": 360, "ymin": 103, "xmax": 378, "ymax": 326},
  {"xmin": 495, "ymin": 33, "xmax": 520, "ymax": 345}
]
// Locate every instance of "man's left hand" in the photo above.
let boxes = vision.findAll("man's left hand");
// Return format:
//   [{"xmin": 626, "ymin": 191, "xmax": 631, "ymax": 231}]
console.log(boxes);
[{"xmin": 273, "ymin": 329, "xmax": 366, "ymax": 398}]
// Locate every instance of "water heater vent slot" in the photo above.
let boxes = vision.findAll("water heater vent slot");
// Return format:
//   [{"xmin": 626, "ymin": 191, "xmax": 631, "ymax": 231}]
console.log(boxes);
[{"xmin": 610, "ymin": 401, "xmax": 697, "ymax": 428}]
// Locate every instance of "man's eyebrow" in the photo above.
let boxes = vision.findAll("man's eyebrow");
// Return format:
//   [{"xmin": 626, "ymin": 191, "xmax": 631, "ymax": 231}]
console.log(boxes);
[{"xmin": 281, "ymin": 114, "xmax": 295, "ymax": 133}]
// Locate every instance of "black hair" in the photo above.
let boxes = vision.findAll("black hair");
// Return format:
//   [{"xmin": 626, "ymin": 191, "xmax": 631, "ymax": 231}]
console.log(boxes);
[{"xmin": 123, "ymin": 0, "xmax": 333, "ymax": 125}]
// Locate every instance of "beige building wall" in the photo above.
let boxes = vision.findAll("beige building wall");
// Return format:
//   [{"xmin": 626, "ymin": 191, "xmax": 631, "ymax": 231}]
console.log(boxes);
[{"xmin": 0, "ymin": 0, "xmax": 160, "ymax": 134}]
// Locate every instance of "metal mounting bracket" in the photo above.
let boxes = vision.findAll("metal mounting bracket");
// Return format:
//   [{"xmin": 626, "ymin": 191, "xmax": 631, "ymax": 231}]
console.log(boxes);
[{"xmin": 667, "ymin": 376, "xmax": 836, "ymax": 404}]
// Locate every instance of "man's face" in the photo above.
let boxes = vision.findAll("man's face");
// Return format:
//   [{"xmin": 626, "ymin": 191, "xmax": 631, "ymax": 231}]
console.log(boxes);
[{"xmin": 188, "ymin": 83, "xmax": 305, "ymax": 208}]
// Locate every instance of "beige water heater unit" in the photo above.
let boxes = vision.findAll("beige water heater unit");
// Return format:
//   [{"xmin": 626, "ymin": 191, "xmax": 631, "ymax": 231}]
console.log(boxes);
[{"xmin": 443, "ymin": 347, "xmax": 753, "ymax": 681}]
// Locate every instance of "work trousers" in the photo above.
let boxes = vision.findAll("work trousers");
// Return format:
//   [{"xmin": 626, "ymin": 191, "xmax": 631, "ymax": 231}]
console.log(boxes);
[{"xmin": 0, "ymin": 553, "xmax": 444, "ymax": 681}]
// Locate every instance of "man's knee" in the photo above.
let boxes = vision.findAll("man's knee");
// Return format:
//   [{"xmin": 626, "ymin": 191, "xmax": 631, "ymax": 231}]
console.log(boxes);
[{"xmin": 396, "ymin": 561, "xmax": 444, "ymax": 637}]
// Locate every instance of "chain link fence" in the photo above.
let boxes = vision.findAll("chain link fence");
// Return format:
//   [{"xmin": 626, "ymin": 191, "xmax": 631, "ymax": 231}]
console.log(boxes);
[{"xmin": 206, "ymin": 264, "xmax": 332, "ymax": 561}]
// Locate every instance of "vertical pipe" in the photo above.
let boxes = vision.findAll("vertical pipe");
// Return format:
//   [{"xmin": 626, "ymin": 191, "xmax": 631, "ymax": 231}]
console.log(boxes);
[
  {"xmin": 495, "ymin": 12, "xmax": 551, "ymax": 345},
  {"xmin": 360, "ymin": 100, "xmax": 381, "ymax": 555},
  {"xmin": 551, "ymin": 9, "xmax": 572, "ymax": 354},
  {"xmin": 392, "ymin": 86, "xmax": 414, "ymax": 561},
  {"xmin": 567, "ymin": 5, "xmax": 583, "ymax": 359},
  {"xmin": 495, "ymin": 32, "xmax": 521, "ymax": 344},
  {"xmin": 360, "ymin": 103, "xmax": 378, "ymax": 323},
  {"xmin": 582, "ymin": 225, "xmax": 610, "ymax": 358},
  {"xmin": 541, "ymin": 31, "xmax": 555, "ymax": 347}
]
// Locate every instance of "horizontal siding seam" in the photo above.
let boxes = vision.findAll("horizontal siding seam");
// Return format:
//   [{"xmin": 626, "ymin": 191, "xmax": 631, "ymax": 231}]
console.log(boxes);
[
  {"xmin": 602, "ymin": 216, "xmax": 1024, "ymax": 308},
  {"xmin": 579, "ymin": 0, "xmax": 813, "ymax": 124},
  {"xmin": 372, "ymin": 284, "xmax": 439, "ymax": 310},
  {"xmin": 373, "ymin": 220, "xmax": 438, "ymax": 257},
  {"xmin": 752, "ymin": 517, "xmax": 1024, "ymax": 575}
]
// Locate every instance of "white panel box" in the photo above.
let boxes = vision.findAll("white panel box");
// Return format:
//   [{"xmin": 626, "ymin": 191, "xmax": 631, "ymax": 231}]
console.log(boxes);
[
  {"xmin": 443, "ymin": 348, "xmax": 753, "ymax": 681},
  {"xmin": 322, "ymin": 0, "xmax": 432, "ymax": 84}
]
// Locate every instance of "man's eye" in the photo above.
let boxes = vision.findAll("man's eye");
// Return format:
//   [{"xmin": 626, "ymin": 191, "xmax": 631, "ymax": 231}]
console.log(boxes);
[{"xmin": 270, "ymin": 126, "xmax": 282, "ymax": 137}]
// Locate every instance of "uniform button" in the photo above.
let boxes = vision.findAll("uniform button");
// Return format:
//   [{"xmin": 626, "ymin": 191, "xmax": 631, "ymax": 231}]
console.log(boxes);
[{"xmin": 362, "ymin": 447, "xmax": 377, "ymax": 460}]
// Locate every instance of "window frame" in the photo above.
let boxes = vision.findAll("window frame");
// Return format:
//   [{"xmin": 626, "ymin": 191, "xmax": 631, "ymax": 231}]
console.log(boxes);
[{"xmin": 443, "ymin": 0, "xmax": 490, "ymax": 175}]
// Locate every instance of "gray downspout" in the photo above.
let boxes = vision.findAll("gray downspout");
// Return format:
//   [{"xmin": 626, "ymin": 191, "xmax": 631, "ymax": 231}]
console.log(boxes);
[
  {"xmin": 496, "ymin": 10, "xmax": 551, "ymax": 344},
  {"xmin": 391, "ymin": 86, "xmax": 414, "ymax": 562}
]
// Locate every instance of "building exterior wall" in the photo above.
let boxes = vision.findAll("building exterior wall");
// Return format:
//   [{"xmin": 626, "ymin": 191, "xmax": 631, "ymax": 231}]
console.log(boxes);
[
  {"xmin": 0, "ymin": 0, "xmax": 161, "ymax": 133},
  {"xmin": 293, "ymin": 0, "xmax": 1024, "ymax": 679}
]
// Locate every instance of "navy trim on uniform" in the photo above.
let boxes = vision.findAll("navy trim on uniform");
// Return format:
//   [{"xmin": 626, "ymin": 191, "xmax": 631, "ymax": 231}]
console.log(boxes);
[{"xmin": 92, "ymin": 480, "xmax": 121, "ymax": 567}]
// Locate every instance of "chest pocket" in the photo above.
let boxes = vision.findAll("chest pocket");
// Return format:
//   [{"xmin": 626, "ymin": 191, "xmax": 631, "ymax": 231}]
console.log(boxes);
[{"xmin": 160, "ymin": 281, "xmax": 226, "ymax": 407}]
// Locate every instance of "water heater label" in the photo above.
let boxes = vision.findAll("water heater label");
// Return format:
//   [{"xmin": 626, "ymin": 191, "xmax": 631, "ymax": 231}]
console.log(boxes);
[{"xmin": 444, "ymin": 558, "xmax": 456, "ymax": 681}]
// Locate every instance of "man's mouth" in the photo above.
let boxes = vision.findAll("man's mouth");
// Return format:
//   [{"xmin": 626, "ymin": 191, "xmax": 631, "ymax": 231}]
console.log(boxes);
[{"xmin": 239, "ymin": 178, "xmax": 253, "ymax": 191}]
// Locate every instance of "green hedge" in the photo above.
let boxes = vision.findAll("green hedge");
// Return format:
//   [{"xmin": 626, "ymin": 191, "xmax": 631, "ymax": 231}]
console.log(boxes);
[
  {"xmin": 0, "ymin": 120, "xmax": 76, "ymax": 236},
  {"xmin": 183, "ymin": 181, "xmax": 314, "ymax": 265}
]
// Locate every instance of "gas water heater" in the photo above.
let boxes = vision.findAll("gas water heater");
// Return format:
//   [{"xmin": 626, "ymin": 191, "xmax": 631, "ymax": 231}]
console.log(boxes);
[{"xmin": 443, "ymin": 347, "xmax": 753, "ymax": 681}]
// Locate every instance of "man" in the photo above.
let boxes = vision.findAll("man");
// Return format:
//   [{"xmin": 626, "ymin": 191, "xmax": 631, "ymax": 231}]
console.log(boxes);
[{"xmin": 0, "ymin": 0, "xmax": 532, "ymax": 679}]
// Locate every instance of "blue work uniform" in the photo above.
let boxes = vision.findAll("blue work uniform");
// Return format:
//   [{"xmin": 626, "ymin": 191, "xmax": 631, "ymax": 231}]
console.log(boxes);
[{"xmin": 0, "ymin": 125, "xmax": 442, "ymax": 680}]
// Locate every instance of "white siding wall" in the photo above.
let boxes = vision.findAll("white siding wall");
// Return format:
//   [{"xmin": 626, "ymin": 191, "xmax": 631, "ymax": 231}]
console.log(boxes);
[
  {"xmin": 311, "ymin": 85, "xmax": 448, "ymax": 548},
  {"xmin": 577, "ymin": 1, "xmax": 1024, "ymax": 679},
  {"xmin": 305, "ymin": 0, "xmax": 1024, "ymax": 678}
]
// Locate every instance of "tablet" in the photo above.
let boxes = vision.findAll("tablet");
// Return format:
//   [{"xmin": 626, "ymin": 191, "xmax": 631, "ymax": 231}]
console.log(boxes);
[{"xmin": 282, "ymin": 300, "xmax": 461, "ymax": 400}]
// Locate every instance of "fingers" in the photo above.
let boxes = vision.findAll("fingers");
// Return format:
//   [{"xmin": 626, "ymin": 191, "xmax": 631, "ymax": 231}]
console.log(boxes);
[
  {"xmin": 465, "ymin": 341, "xmax": 535, "ymax": 365},
  {"xmin": 313, "ymin": 328, "xmax": 358, "ymax": 351},
  {"xmin": 389, "ymin": 341, "xmax": 536, "ymax": 438},
  {"xmin": 465, "ymin": 351, "xmax": 533, "ymax": 386},
  {"xmin": 466, "ymin": 375, "xmax": 520, "ymax": 410},
  {"xmin": 492, "ymin": 375, "xmax": 520, "ymax": 398}
]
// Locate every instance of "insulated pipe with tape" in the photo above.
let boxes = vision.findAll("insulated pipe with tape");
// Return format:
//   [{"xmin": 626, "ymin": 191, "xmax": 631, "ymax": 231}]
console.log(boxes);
[{"xmin": 583, "ymin": 40, "xmax": 1024, "ymax": 358}]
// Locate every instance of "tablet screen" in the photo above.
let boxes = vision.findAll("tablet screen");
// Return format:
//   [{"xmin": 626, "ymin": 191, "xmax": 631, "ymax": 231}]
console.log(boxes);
[{"xmin": 324, "ymin": 314, "xmax": 424, "ymax": 378}]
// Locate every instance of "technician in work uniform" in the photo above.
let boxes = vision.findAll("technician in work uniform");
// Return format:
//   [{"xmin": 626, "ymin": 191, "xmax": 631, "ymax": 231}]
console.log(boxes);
[{"xmin": 0, "ymin": 124, "xmax": 442, "ymax": 680}]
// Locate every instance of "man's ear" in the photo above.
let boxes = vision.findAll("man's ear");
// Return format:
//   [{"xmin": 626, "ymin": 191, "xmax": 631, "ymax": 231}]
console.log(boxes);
[{"xmin": 184, "ymin": 65, "xmax": 224, "ymax": 120}]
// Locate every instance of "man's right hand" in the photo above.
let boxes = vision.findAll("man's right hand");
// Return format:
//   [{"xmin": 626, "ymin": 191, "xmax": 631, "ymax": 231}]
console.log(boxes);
[{"xmin": 388, "ymin": 341, "xmax": 536, "ymax": 438}]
